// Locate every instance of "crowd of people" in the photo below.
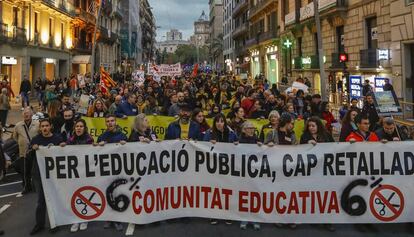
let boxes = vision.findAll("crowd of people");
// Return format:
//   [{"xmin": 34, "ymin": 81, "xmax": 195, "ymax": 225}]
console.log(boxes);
[{"xmin": 1, "ymin": 71, "xmax": 411, "ymax": 235}]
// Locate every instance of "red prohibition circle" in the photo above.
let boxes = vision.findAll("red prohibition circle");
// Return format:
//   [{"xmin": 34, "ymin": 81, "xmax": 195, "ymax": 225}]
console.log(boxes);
[
  {"xmin": 369, "ymin": 185, "xmax": 404, "ymax": 222},
  {"xmin": 71, "ymin": 186, "xmax": 106, "ymax": 220}
]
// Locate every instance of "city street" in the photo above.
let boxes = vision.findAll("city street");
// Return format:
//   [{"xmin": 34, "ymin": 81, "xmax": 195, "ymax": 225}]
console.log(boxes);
[{"xmin": 0, "ymin": 105, "xmax": 412, "ymax": 236}]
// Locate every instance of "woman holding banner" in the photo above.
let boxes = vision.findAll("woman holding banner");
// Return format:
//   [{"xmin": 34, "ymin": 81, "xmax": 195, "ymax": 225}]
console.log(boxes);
[
  {"xmin": 65, "ymin": 119, "xmax": 94, "ymax": 232},
  {"xmin": 228, "ymin": 107, "xmax": 245, "ymax": 137},
  {"xmin": 260, "ymin": 110, "xmax": 280, "ymax": 143},
  {"xmin": 204, "ymin": 113, "xmax": 238, "ymax": 225},
  {"xmin": 128, "ymin": 113, "xmax": 158, "ymax": 143},
  {"xmin": 237, "ymin": 121, "xmax": 261, "ymax": 231}
]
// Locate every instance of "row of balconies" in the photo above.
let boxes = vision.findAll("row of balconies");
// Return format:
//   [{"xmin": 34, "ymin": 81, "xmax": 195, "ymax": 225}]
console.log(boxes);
[
  {"xmin": 0, "ymin": 23, "xmax": 27, "ymax": 46},
  {"xmin": 232, "ymin": 0, "xmax": 248, "ymax": 18},
  {"xmin": 248, "ymin": 0, "xmax": 277, "ymax": 20}
]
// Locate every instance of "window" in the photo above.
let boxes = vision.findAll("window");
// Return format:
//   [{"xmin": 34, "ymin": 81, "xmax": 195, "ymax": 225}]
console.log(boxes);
[
  {"xmin": 366, "ymin": 17, "xmax": 377, "ymax": 49},
  {"xmin": 61, "ymin": 23, "xmax": 64, "ymax": 40},
  {"xmin": 49, "ymin": 18, "xmax": 53, "ymax": 37},
  {"xmin": 34, "ymin": 12, "xmax": 39, "ymax": 33},
  {"xmin": 314, "ymin": 33, "xmax": 319, "ymax": 55},
  {"xmin": 336, "ymin": 26, "xmax": 344, "ymax": 52},
  {"xmin": 407, "ymin": 0, "xmax": 414, "ymax": 5},
  {"xmin": 13, "ymin": 7, "xmax": 18, "ymax": 26},
  {"xmin": 297, "ymin": 37, "xmax": 302, "ymax": 57},
  {"xmin": 283, "ymin": 0, "xmax": 289, "ymax": 16}
]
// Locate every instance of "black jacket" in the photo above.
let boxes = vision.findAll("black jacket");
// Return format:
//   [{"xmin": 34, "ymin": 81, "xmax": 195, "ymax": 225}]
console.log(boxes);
[
  {"xmin": 20, "ymin": 80, "xmax": 32, "ymax": 94},
  {"xmin": 300, "ymin": 131, "xmax": 334, "ymax": 144}
]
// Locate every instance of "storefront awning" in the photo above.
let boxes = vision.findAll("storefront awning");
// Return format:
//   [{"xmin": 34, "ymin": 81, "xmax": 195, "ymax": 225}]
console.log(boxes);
[{"xmin": 72, "ymin": 55, "xmax": 91, "ymax": 64}]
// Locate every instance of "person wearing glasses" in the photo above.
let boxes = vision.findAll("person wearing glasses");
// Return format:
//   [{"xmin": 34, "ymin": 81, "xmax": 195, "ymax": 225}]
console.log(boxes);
[{"xmin": 346, "ymin": 114, "xmax": 379, "ymax": 142}]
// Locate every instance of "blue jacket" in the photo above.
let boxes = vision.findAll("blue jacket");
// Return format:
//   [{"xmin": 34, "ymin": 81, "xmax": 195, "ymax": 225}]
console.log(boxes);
[
  {"xmin": 115, "ymin": 102, "xmax": 138, "ymax": 117},
  {"xmin": 203, "ymin": 128, "xmax": 238, "ymax": 143},
  {"xmin": 165, "ymin": 120, "xmax": 201, "ymax": 140},
  {"xmin": 97, "ymin": 129, "xmax": 127, "ymax": 143}
]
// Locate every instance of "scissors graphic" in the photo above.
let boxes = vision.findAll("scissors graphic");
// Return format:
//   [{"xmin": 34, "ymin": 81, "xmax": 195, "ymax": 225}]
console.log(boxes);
[
  {"xmin": 76, "ymin": 192, "xmax": 101, "ymax": 215},
  {"xmin": 375, "ymin": 192, "xmax": 400, "ymax": 216}
]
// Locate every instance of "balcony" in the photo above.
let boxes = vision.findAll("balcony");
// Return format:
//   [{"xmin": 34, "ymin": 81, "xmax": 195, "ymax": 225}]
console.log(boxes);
[
  {"xmin": 75, "ymin": 8, "xmax": 96, "ymax": 25},
  {"xmin": 258, "ymin": 29, "xmax": 278, "ymax": 43},
  {"xmin": 11, "ymin": 26, "xmax": 27, "ymax": 46},
  {"xmin": 0, "ymin": 23, "xmax": 8, "ymax": 42},
  {"xmin": 360, "ymin": 49, "xmax": 378, "ymax": 68},
  {"xmin": 40, "ymin": 0, "xmax": 75, "ymax": 16},
  {"xmin": 319, "ymin": 0, "xmax": 347, "ymax": 15},
  {"xmin": 232, "ymin": 0, "xmax": 248, "ymax": 18},
  {"xmin": 73, "ymin": 39, "xmax": 92, "ymax": 53},
  {"xmin": 48, "ymin": 36, "xmax": 54, "ymax": 48},
  {"xmin": 331, "ymin": 52, "xmax": 346, "ymax": 68},
  {"xmin": 232, "ymin": 23, "xmax": 248, "ymax": 39},
  {"xmin": 249, "ymin": 0, "xmax": 277, "ymax": 20},
  {"xmin": 112, "ymin": 6, "xmax": 123, "ymax": 19},
  {"xmin": 235, "ymin": 45, "xmax": 248, "ymax": 56},
  {"xmin": 245, "ymin": 37, "xmax": 257, "ymax": 48}
]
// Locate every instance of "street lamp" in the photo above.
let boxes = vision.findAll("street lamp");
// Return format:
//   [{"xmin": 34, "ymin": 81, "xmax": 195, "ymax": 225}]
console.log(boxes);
[{"xmin": 196, "ymin": 35, "xmax": 202, "ymax": 64}]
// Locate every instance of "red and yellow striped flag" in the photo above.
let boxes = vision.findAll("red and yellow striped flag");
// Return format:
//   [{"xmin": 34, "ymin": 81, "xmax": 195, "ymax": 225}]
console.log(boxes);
[{"xmin": 100, "ymin": 66, "xmax": 116, "ymax": 94}]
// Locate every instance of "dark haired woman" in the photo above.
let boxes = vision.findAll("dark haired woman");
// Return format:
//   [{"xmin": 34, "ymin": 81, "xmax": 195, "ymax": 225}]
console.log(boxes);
[{"xmin": 300, "ymin": 116, "xmax": 334, "ymax": 144}]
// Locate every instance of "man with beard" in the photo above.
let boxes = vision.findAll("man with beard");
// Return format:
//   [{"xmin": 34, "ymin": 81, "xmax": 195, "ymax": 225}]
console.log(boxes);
[
  {"xmin": 60, "ymin": 93, "xmax": 73, "ymax": 111},
  {"xmin": 264, "ymin": 94, "xmax": 277, "ymax": 116},
  {"xmin": 362, "ymin": 93, "xmax": 379, "ymax": 131},
  {"xmin": 168, "ymin": 92, "xmax": 183, "ymax": 117},
  {"xmin": 166, "ymin": 103, "xmax": 202, "ymax": 140},
  {"xmin": 375, "ymin": 117, "xmax": 406, "ymax": 141},
  {"xmin": 60, "ymin": 109, "xmax": 75, "ymax": 142}
]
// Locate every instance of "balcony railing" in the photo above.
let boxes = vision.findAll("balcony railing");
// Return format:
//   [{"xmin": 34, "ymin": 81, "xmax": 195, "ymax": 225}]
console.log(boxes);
[
  {"xmin": 232, "ymin": 0, "xmax": 248, "ymax": 18},
  {"xmin": 258, "ymin": 29, "xmax": 278, "ymax": 43},
  {"xmin": 249, "ymin": 0, "xmax": 276, "ymax": 19},
  {"xmin": 245, "ymin": 37, "xmax": 257, "ymax": 48},
  {"xmin": 12, "ymin": 26, "xmax": 27, "ymax": 45},
  {"xmin": 75, "ymin": 8, "xmax": 96, "ymax": 25},
  {"xmin": 112, "ymin": 6, "xmax": 123, "ymax": 19},
  {"xmin": 42, "ymin": 0, "xmax": 75, "ymax": 16},
  {"xmin": 73, "ymin": 39, "xmax": 92, "ymax": 53},
  {"xmin": 232, "ymin": 23, "xmax": 248, "ymax": 39},
  {"xmin": 360, "ymin": 49, "xmax": 378, "ymax": 68},
  {"xmin": 331, "ymin": 52, "xmax": 346, "ymax": 68},
  {"xmin": 48, "ymin": 36, "xmax": 54, "ymax": 48}
]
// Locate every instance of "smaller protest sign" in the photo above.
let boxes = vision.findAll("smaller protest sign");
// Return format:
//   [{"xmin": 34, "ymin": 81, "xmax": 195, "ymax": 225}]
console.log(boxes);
[{"xmin": 373, "ymin": 90, "xmax": 402, "ymax": 116}]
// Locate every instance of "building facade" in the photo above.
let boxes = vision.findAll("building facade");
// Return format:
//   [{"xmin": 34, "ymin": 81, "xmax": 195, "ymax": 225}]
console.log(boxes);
[
  {"xmin": 223, "ymin": 0, "xmax": 235, "ymax": 72},
  {"xmin": 209, "ymin": 0, "xmax": 224, "ymax": 70},
  {"xmin": 0, "ymin": 0, "xmax": 74, "ymax": 94},
  {"xmin": 140, "ymin": 0, "xmax": 156, "ymax": 63},
  {"xmin": 247, "ymin": 0, "xmax": 279, "ymax": 84},
  {"xmin": 96, "ymin": 0, "xmax": 121, "ymax": 73},
  {"xmin": 190, "ymin": 11, "xmax": 210, "ymax": 47},
  {"xmin": 232, "ymin": 0, "xmax": 250, "ymax": 74},
  {"xmin": 157, "ymin": 29, "xmax": 190, "ymax": 54}
]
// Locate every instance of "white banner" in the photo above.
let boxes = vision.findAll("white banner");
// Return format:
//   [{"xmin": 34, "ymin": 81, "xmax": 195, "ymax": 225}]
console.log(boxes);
[
  {"xmin": 148, "ymin": 63, "xmax": 182, "ymax": 77},
  {"xmin": 36, "ymin": 141, "xmax": 414, "ymax": 227}
]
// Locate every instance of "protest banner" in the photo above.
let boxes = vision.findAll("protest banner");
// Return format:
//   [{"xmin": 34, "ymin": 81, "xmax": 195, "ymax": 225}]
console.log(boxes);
[
  {"xmin": 37, "ymin": 141, "xmax": 414, "ymax": 227},
  {"xmin": 148, "ymin": 63, "xmax": 182, "ymax": 77},
  {"xmin": 83, "ymin": 116, "xmax": 305, "ymax": 141},
  {"xmin": 373, "ymin": 91, "xmax": 403, "ymax": 116}
]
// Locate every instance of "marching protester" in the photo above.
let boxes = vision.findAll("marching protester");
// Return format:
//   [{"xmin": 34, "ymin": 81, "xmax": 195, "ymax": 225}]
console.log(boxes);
[
  {"xmin": 12, "ymin": 107, "xmax": 39, "ymax": 194},
  {"xmin": 268, "ymin": 113, "xmax": 296, "ymax": 146},
  {"xmin": 237, "ymin": 121, "xmax": 261, "ymax": 231},
  {"xmin": 375, "ymin": 117, "xmax": 407, "ymax": 141},
  {"xmin": 165, "ymin": 103, "xmax": 202, "ymax": 140},
  {"xmin": 346, "ymin": 114, "xmax": 379, "ymax": 142},
  {"xmin": 19, "ymin": 75, "xmax": 32, "ymax": 110},
  {"xmin": 115, "ymin": 93, "xmax": 138, "ymax": 118},
  {"xmin": 97, "ymin": 114, "xmax": 127, "ymax": 231},
  {"xmin": 204, "ymin": 113, "xmax": 238, "ymax": 226},
  {"xmin": 87, "ymin": 98, "xmax": 108, "ymax": 118},
  {"xmin": 260, "ymin": 110, "xmax": 280, "ymax": 143},
  {"xmin": 0, "ymin": 88, "xmax": 10, "ymax": 127},
  {"xmin": 29, "ymin": 118, "xmax": 65, "ymax": 235},
  {"xmin": 362, "ymin": 93, "xmax": 380, "ymax": 131},
  {"xmin": 228, "ymin": 106, "xmax": 245, "ymax": 137},
  {"xmin": 300, "ymin": 116, "xmax": 334, "ymax": 144},
  {"xmin": 60, "ymin": 109, "xmax": 75, "ymax": 142},
  {"xmin": 339, "ymin": 109, "xmax": 359, "ymax": 142},
  {"xmin": 128, "ymin": 113, "xmax": 158, "ymax": 142},
  {"xmin": 192, "ymin": 108, "xmax": 210, "ymax": 135},
  {"xmin": 65, "ymin": 119, "xmax": 94, "ymax": 232},
  {"xmin": 108, "ymin": 95, "xmax": 122, "ymax": 115}
]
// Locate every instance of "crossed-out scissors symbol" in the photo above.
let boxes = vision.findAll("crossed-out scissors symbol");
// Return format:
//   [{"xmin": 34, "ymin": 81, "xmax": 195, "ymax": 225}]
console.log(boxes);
[
  {"xmin": 76, "ymin": 192, "xmax": 102, "ymax": 215},
  {"xmin": 375, "ymin": 192, "xmax": 400, "ymax": 216}
]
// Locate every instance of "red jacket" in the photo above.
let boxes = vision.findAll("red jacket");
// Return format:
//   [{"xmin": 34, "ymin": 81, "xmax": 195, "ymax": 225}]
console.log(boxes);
[
  {"xmin": 346, "ymin": 131, "xmax": 379, "ymax": 142},
  {"xmin": 322, "ymin": 111, "xmax": 336, "ymax": 133}
]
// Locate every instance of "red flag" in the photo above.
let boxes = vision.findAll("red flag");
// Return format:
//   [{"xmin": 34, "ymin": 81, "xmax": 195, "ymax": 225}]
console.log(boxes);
[
  {"xmin": 100, "ymin": 67, "xmax": 116, "ymax": 94},
  {"xmin": 191, "ymin": 63, "xmax": 199, "ymax": 78}
]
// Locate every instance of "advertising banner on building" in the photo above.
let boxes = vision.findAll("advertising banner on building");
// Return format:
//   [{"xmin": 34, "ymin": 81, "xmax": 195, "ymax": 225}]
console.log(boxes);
[{"xmin": 37, "ymin": 141, "xmax": 414, "ymax": 227}]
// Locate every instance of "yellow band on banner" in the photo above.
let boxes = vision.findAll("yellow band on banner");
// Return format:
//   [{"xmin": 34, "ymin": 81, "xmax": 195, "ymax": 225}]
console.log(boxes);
[{"xmin": 83, "ymin": 116, "xmax": 305, "ymax": 142}]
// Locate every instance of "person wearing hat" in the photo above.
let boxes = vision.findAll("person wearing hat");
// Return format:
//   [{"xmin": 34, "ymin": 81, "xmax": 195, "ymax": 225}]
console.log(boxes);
[{"xmin": 165, "ymin": 103, "xmax": 202, "ymax": 140}]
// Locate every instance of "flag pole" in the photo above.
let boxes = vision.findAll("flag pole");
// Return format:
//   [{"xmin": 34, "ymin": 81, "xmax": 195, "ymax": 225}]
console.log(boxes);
[{"xmin": 91, "ymin": 0, "xmax": 103, "ymax": 84}]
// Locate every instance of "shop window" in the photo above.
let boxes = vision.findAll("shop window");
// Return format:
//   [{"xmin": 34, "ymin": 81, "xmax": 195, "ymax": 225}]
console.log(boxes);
[
  {"xmin": 336, "ymin": 26, "xmax": 344, "ymax": 52},
  {"xmin": 314, "ymin": 33, "xmax": 319, "ymax": 55}
]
